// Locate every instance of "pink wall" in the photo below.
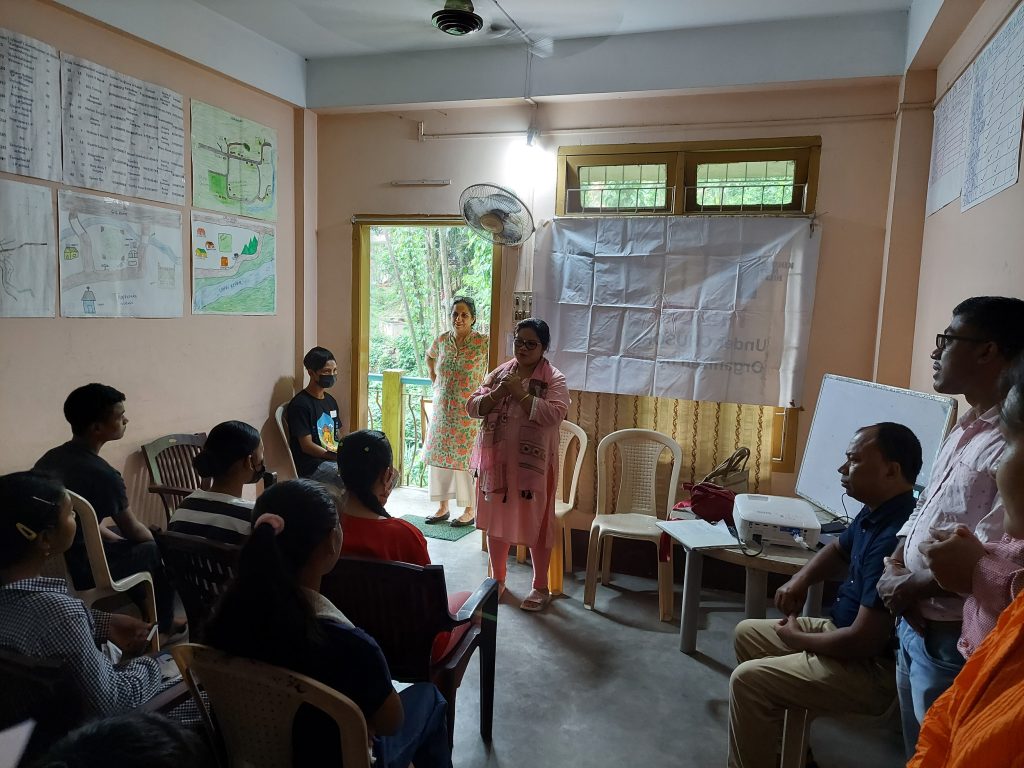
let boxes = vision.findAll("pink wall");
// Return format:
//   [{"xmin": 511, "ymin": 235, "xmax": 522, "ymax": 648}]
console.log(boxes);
[
  {"xmin": 910, "ymin": 0, "xmax": 1024, "ymax": 396},
  {"xmin": 0, "ymin": 1, "xmax": 307, "ymax": 523},
  {"xmin": 316, "ymin": 80, "xmax": 900, "ymax": 494}
]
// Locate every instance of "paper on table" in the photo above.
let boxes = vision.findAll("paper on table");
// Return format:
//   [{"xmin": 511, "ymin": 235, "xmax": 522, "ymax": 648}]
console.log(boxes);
[{"xmin": 656, "ymin": 519, "xmax": 742, "ymax": 550}]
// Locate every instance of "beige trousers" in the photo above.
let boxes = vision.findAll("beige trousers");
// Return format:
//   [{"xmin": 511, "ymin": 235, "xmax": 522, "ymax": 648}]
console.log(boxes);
[{"xmin": 727, "ymin": 618, "xmax": 895, "ymax": 768}]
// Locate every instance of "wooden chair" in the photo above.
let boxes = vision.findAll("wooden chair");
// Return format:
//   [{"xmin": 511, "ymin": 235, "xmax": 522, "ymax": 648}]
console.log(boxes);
[
  {"xmin": 172, "ymin": 643, "xmax": 372, "ymax": 768},
  {"xmin": 142, "ymin": 433, "xmax": 207, "ymax": 522},
  {"xmin": 583, "ymin": 429, "xmax": 682, "ymax": 622},
  {"xmin": 153, "ymin": 530, "xmax": 240, "ymax": 639},
  {"xmin": 67, "ymin": 491, "xmax": 160, "ymax": 652},
  {"xmin": 274, "ymin": 403, "xmax": 299, "ymax": 479},
  {"xmin": 321, "ymin": 557, "xmax": 499, "ymax": 748}
]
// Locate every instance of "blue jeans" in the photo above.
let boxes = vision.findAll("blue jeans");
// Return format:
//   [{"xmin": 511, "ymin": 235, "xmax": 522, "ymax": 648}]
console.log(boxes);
[
  {"xmin": 896, "ymin": 618, "xmax": 965, "ymax": 758},
  {"xmin": 378, "ymin": 683, "xmax": 452, "ymax": 768},
  {"xmin": 309, "ymin": 460, "xmax": 345, "ymax": 489}
]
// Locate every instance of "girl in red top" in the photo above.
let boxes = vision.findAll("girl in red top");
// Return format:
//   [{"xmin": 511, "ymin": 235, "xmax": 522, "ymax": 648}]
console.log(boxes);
[{"xmin": 338, "ymin": 430, "xmax": 429, "ymax": 566}]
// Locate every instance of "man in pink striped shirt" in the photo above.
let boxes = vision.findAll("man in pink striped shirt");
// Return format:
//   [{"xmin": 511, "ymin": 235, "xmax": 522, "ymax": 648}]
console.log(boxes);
[{"xmin": 879, "ymin": 295, "xmax": 1024, "ymax": 758}]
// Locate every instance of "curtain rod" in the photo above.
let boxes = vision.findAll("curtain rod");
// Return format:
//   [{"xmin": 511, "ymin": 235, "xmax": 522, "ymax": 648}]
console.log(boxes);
[{"xmin": 417, "ymin": 112, "xmax": 894, "ymax": 141}]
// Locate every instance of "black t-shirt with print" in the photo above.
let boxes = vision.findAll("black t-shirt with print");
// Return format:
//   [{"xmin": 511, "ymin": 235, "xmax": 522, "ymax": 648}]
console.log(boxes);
[{"xmin": 286, "ymin": 390, "xmax": 342, "ymax": 477}]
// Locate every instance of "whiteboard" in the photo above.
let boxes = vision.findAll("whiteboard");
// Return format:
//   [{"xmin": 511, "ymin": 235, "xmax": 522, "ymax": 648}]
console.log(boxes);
[{"xmin": 795, "ymin": 375, "xmax": 957, "ymax": 519}]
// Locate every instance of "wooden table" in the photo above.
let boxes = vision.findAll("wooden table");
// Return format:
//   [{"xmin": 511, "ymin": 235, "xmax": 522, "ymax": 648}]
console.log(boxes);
[{"xmin": 657, "ymin": 521, "xmax": 824, "ymax": 654}]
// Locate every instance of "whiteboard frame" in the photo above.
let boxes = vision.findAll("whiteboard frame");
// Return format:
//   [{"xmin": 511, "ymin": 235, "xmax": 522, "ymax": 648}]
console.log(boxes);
[{"xmin": 795, "ymin": 374, "xmax": 957, "ymax": 518}]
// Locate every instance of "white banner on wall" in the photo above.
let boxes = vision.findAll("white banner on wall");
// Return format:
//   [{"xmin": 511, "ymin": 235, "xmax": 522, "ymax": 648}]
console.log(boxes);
[{"xmin": 533, "ymin": 216, "xmax": 821, "ymax": 407}]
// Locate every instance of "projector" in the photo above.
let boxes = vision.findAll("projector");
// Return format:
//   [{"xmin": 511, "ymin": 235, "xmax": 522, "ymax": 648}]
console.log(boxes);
[{"xmin": 733, "ymin": 494, "xmax": 821, "ymax": 549}]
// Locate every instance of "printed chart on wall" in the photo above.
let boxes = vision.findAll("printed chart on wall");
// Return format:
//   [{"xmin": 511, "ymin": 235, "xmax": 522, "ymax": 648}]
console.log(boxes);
[
  {"xmin": 191, "ymin": 213, "xmax": 276, "ymax": 315},
  {"xmin": 0, "ymin": 28, "xmax": 61, "ymax": 181},
  {"xmin": 61, "ymin": 54, "xmax": 185, "ymax": 204},
  {"xmin": 926, "ymin": 69, "xmax": 972, "ymax": 216},
  {"xmin": 961, "ymin": 1, "xmax": 1024, "ymax": 211},
  {"xmin": 191, "ymin": 101, "xmax": 277, "ymax": 222},
  {"xmin": 58, "ymin": 190, "xmax": 183, "ymax": 318},
  {"xmin": 0, "ymin": 179, "xmax": 56, "ymax": 317}
]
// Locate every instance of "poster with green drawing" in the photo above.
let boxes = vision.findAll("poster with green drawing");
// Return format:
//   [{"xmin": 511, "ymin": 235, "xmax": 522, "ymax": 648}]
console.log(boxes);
[
  {"xmin": 191, "ymin": 212, "xmax": 276, "ymax": 315},
  {"xmin": 191, "ymin": 100, "xmax": 277, "ymax": 221}
]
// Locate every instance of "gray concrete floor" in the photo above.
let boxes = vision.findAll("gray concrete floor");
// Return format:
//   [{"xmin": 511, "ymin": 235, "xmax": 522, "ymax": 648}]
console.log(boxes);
[{"xmin": 390, "ymin": 486, "xmax": 906, "ymax": 768}]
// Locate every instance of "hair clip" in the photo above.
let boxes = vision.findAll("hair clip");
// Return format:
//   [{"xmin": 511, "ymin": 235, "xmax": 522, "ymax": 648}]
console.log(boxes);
[
  {"xmin": 15, "ymin": 522, "xmax": 38, "ymax": 541},
  {"xmin": 363, "ymin": 446, "xmax": 370, "ymax": 452},
  {"xmin": 31, "ymin": 496, "xmax": 57, "ymax": 508}
]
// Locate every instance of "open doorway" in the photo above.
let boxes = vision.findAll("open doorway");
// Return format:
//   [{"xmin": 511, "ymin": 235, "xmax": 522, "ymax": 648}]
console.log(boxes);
[{"xmin": 352, "ymin": 219, "xmax": 500, "ymax": 488}]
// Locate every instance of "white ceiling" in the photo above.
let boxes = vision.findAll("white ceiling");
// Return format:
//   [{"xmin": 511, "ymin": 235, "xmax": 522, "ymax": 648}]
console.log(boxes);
[{"xmin": 190, "ymin": 0, "xmax": 913, "ymax": 59}]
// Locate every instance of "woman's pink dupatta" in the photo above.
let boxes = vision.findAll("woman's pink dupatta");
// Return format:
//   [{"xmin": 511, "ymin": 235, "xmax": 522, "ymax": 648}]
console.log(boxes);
[{"xmin": 470, "ymin": 357, "xmax": 557, "ymax": 500}]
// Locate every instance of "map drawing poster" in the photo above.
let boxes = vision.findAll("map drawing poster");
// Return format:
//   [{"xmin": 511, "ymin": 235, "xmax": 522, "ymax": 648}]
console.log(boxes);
[
  {"xmin": 191, "ymin": 212, "xmax": 276, "ymax": 315},
  {"xmin": 191, "ymin": 100, "xmax": 278, "ymax": 222},
  {"xmin": 58, "ymin": 190, "xmax": 183, "ymax": 318},
  {"xmin": 61, "ymin": 54, "xmax": 185, "ymax": 204},
  {"xmin": 0, "ymin": 28, "xmax": 60, "ymax": 181},
  {"xmin": 0, "ymin": 178, "xmax": 56, "ymax": 317}
]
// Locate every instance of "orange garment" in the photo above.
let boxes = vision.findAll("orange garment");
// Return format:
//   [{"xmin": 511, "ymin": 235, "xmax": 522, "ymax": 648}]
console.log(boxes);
[{"xmin": 910, "ymin": 589, "xmax": 1024, "ymax": 767}]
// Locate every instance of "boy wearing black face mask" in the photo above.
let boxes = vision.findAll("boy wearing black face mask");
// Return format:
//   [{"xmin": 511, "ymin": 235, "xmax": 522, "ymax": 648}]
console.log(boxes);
[{"xmin": 286, "ymin": 346, "xmax": 343, "ymax": 485}]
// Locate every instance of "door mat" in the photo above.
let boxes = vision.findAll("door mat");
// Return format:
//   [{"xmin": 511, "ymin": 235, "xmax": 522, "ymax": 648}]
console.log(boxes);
[{"xmin": 400, "ymin": 514, "xmax": 477, "ymax": 542}]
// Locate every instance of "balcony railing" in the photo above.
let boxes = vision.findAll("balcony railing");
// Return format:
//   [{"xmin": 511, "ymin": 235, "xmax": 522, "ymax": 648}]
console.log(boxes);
[{"xmin": 367, "ymin": 371, "xmax": 433, "ymax": 488}]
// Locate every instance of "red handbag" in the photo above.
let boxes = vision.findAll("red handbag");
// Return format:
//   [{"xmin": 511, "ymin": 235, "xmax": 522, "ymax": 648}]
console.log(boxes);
[{"xmin": 682, "ymin": 481, "xmax": 737, "ymax": 526}]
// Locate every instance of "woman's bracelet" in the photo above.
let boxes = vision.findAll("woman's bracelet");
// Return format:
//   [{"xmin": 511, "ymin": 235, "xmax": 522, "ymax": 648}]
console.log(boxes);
[{"xmin": 519, "ymin": 392, "xmax": 531, "ymax": 403}]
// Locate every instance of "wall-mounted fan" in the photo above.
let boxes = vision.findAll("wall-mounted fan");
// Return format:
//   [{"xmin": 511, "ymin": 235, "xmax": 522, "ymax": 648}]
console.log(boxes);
[{"xmin": 460, "ymin": 184, "xmax": 535, "ymax": 246}]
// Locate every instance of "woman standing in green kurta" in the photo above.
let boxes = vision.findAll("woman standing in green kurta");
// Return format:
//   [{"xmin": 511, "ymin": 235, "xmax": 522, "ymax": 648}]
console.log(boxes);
[{"xmin": 423, "ymin": 296, "xmax": 489, "ymax": 527}]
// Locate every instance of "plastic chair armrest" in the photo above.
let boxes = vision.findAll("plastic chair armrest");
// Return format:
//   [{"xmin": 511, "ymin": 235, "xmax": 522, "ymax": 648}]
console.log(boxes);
[
  {"xmin": 455, "ymin": 578, "xmax": 499, "ymax": 623},
  {"xmin": 148, "ymin": 483, "xmax": 195, "ymax": 498}
]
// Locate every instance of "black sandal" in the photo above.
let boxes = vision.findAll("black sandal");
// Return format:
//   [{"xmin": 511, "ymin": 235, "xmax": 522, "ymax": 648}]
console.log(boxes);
[{"xmin": 425, "ymin": 511, "xmax": 450, "ymax": 524}]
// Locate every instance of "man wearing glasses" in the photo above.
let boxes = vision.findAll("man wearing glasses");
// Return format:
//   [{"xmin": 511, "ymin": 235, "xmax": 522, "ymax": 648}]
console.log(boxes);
[{"xmin": 878, "ymin": 296, "xmax": 1024, "ymax": 757}]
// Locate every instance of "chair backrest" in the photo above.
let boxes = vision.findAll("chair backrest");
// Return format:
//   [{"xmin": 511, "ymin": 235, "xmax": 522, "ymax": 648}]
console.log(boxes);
[
  {"xmin": 0, "ymin": 647, "xmax": 84, "ymax": 763},
  {"xmin": 596, "ymin": 429, "xmax": 682, "ymax": 519},
  {"xmin": 154, "ymin": 530, "xmax": 240, "ymax": 637},
  {"xmin": 67, "ymin": 491, "xmax": 116, "ymax": 591},
  {"xmin": 172, "ymin": 643, "xmax": 371, "ymax": 768},
  {"xmin": 557, "ymin": 420, "xmax": 588, "ymax": 507},
  {"xmin": 274, "ymin": 403, "xmax": 299, "ymax": 480},
  {"xmin": 142, "ymin": 433, "xmax": 208, "ymax": 507},
  {"xmin": 320, "ymin": 558, "xmax": 456, "ymax": 681}
]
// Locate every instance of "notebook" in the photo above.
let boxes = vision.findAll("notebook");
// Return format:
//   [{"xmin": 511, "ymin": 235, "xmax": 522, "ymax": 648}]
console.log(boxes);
[{"xmin": 656, "ymin": 519, "xmax": 743, "ymax": 550}]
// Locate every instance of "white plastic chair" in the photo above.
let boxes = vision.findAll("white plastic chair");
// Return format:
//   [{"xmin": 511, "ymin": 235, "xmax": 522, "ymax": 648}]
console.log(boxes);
[
  {"xmin": 67, "ymin": 491, "xmax": 160, "ymax": 651},
  {"xmin": 582, "ymin": 429, "xmax": 681, "ymax": 622},
  {"xmin": 554, "ymin": 420, "xmax": 589, "ymax": 578},
  {"xmin": 274, "ymin": 402, "xmax": 299, "ymax": 480},
  {"xmin": 173, "ymin": 643, "xmax": 372, "ymax": 768}
]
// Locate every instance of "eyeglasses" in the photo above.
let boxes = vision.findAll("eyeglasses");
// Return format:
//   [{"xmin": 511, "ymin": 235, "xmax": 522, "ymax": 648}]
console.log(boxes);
[
  {"xmin": 935, "ymin": 333, "xmax": 989, "ymax": 351},
  {"xmin": 513, "ymin": 338, "xmax": 539, "ymax": 350}
]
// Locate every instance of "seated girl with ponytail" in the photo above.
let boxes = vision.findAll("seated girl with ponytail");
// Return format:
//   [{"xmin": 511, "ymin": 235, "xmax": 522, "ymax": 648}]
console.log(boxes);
[
  {"xmin": 203, "ymin": 479, "xmax": 452, "ymax": 768},
  {"xmin": 0, "ymin": 471, "xmax": 166, "ymax": 716},
  {"xmin": 337, "ymin": 430, "xmax": 430, "ymax": 566},
  {"xmin": 168, "ymin": 421, "xmax": 265, "ymax": 545},
  {"xmin": 337, "ymin": 430, "xmax": 473, "ymax": 663}
]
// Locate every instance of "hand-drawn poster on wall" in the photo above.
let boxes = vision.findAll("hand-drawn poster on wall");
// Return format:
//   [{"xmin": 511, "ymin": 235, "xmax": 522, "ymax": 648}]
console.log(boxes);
[
  {"xmin": 58, "ymin": 190, "xmax": 183, "ymax": 318},
  {"xmin": 61, "ymin": 54, "xmax": 185, "ymax": 204},
  {"xmin": 191, "ymin": 212, "xmax": 276, "ymax": 315},
  {"xmin": 0, "ymin": 178, "xmax": 55, "ymax": 317},
  {"xmin": 191, "ymin": 100, "xmax": 277, "ymax": 221},
  {"xmin": 534, "ymin": 216, "xmax": 821, "ymax": 408},
  {"xmin": 961, "ymin": 1, "xmax": 1024, "ymax": 211},
  {"xmin": 926, "ymin": 69, "xmax": 973, "ymax": 216},
  {"xmin": 0, "ymin": 28, "xmax": 60, "ymax": 181}
]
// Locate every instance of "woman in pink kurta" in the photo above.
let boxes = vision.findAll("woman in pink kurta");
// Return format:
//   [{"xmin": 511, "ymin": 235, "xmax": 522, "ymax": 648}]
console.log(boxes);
[{"xmin": 467, "ymin": 318, "xmax": 569, "ymax": 612}]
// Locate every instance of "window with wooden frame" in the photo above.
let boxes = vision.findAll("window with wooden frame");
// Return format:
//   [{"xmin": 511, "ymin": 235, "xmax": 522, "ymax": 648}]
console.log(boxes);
[{"xmin": 557, "ymin": 138, "xmax": 820, "ymax": 216}]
